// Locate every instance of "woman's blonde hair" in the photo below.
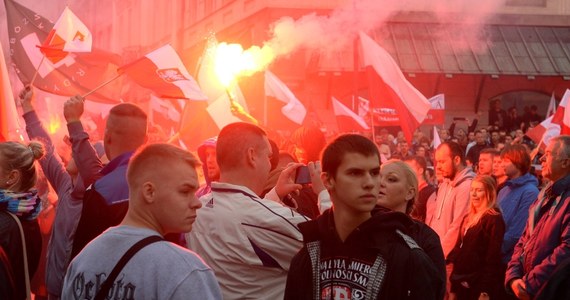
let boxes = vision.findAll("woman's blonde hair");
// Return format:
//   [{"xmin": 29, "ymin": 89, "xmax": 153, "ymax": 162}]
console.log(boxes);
[
  {"xmin": 381, "ymin": 159, "xmax": 417, "ymax": 214},
  {"xmin": 0, "ymin": 140, "xmax": 45, "ymax": 192},
  {"xmin": 465, "ymin": 175, "xmax": 499, "ymax": 229}
]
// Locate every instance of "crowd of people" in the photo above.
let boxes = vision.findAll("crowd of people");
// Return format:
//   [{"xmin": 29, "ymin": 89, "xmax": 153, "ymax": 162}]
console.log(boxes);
[{"xmin": 1, "ymin": 86, "xmax": 569, "ymax": 300}]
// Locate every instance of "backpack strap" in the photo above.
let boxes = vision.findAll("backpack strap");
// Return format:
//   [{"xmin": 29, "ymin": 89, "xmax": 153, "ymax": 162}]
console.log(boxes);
[
  {"xmin": 6, "ymin": 212, "xmax": 31, "ymax": 300},
  {"xmin": 94, "ymin": 235, "xmax": 164, "ymax": 300}
]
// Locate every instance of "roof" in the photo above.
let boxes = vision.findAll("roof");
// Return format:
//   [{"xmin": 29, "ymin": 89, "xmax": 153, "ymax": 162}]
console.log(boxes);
[{"xmin": 308, "ymin": 23, "xmax": 570, "ymax": 76}]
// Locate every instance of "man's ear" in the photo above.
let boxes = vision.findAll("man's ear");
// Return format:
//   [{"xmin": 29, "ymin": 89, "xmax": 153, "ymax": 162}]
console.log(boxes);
[
  {"xmin": 142, "ymin": 182, "xmax": 155, "ymax": 204},
  {"xmin": 246, "ymin": 147, "xmax": 256, "ymax": 167},
  {"xmin": 453, "ymin": 155, "xmax": 461, "ymax": 166},
  {"xmin": 321, "ymin": 172, "xmax": 334, "ymax": 190}
]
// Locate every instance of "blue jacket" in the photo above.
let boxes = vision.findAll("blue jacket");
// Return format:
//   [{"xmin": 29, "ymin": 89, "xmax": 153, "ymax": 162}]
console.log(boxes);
[
  {"xmin": 505, "ymin": 174, "xmax": 570, "ymax": 297},
  {"xmin": 497, "ymin": 172, "xmax": 539, "ymax": 264}
]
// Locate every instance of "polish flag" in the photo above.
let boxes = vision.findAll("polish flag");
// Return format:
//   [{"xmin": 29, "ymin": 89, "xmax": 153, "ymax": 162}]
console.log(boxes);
[
  {"xmin": 119, "ymin": 45, "xmax": 207, "ymax": 100},
  {"xmin": 551, "ymin": 89, "xmax": 570, "ymax": 134},
  {"xmin": 40, "ymin": 7, "xmax": 92, "ymax": 64},
  {"xmin": 359, "ymin": 31, "xmax": 430, "ymax": 143},
  {"xmin": 423, "ymin": 94, "xmax": 445, "ymax": 125},
  {"xmin": 332, "ymin": 97, "xmax": 370, "ymax": 132},
  {"xmin": 525, "ymin": 116, "xmax": 560, "ymax": 150},
  {"xmin": 546, "ymin": 92, "xmax": 557, "ymax": 118},
  {"xmin": 433, "ymin": 126, "xmax": 442, "ymax": 149},
  {"xmin": 358, "ymin": 97, "xmax": 370, "ymax": 118},
  {"xmin": 0, "ymin": 44, "xmax": 22, "ymax": 141},
  {"xmin": 264, "ymin": 70, "xmax": 306, "ymax": 125}
]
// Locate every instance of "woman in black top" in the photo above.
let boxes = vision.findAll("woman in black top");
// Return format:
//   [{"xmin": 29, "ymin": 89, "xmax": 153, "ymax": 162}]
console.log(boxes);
[{"xmin": 447, "ymin": 175, "xmax": 506, "ymax": 300}]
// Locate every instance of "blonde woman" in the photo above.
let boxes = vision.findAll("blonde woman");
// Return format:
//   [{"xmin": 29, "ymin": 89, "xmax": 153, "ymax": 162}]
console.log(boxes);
[
  {"xmin": 377, "ymin": 159, "xmax": 446, "ymax": 299},
  {"xmin": 447, "ymin": 175, "xmax": 506, "ymax": 300},
  {"xmin": 0, "ymin": 140, "xmax": 45, "ymax": 298}
]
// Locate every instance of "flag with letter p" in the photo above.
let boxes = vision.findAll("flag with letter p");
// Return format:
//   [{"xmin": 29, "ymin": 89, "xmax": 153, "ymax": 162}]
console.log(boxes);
[
  {"xmin": 40, "ymin": 7, "xmax": 92, "ymax": 64},
  {"xmin": 118, "ymin": 45, "xmax": 207, "ymax": 100},
  {"xmin": 4, "ymin": 0, "xmax": 121, "ymax": 104}
]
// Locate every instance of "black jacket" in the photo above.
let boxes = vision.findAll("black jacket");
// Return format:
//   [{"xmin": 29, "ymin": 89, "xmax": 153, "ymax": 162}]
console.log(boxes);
[
  {"xmin": 0, "ymin": 212, "xmax": 41, "ymax": 300},
  {"xmin": 284, "ymin": 208, "xmax": 445, "ymax": 300},
  {"xmin": 447, "ymin": 210, "xmax": 506, "ymax": 299}
]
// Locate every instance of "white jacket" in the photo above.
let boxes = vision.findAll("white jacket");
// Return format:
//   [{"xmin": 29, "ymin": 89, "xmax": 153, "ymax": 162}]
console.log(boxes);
[{"xmin": 186, "ymin": 182, "xmax": 309, "ymax": 300}]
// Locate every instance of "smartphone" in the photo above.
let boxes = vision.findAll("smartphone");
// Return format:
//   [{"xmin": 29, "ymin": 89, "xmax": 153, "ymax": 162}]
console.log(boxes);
[
  {"xmin": 295, "ymin": 165, "xmax": 311, "ymax": 184},
  {"xmin": 453, "ymin": 117, "xmax": 466, "ymax": 121}
]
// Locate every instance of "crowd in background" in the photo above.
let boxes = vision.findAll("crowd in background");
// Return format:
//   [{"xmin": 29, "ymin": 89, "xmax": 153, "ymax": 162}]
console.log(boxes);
[{"xmin": 1, "ymin": 87, "xmax": 569, "ymax": 300}]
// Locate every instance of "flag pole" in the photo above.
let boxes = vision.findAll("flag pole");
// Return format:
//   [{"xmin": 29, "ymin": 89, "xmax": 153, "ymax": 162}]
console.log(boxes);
[
  {"xmin": 30, "ymin": 56, "xmax": 45, "ymax": 86},
  {"xmin": 82, "ymin": 72, "xmax": 123, "ymax": 98}
]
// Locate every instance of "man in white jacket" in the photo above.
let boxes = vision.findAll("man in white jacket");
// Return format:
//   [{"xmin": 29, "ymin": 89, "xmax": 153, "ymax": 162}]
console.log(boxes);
[{"xmin": 186, "ymin": 122, "xmax": 309, "ymax": 299}]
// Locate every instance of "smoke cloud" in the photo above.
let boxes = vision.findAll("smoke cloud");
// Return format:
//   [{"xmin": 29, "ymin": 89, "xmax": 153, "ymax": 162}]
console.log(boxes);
[{"xmin": 260, "ymin": 0, "xmax": 506, "ymax": 65}]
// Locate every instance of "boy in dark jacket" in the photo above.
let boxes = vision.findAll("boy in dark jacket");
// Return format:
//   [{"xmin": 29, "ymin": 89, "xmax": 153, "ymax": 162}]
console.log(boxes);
[{"xmin": 284, "ymin": 134, "xmax": 443, "ymax": 300}]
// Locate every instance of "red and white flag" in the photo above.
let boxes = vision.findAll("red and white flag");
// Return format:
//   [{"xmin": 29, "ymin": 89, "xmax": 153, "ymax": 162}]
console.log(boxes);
[
  {"xmin": 359, "ymin": 31, "xmax": 430, "ymax": 142},
  {"xmin": 433, "ymin": 126, "xmax": 442, "ymax": 149},
  {"xmin": 546, "ymin": 92, "xmax": 557, "ymax": 118},
  {"xmin": 40, "ymin": 7, "xmax": 92, "ymax": 64},
  {"xmin": 332, "ymin": 97, "xmax": 370, "ymax": 132},
  {"xmin": 423, "ymin": 94, "xmax": 445, "ymax": 125},
  {"xmin": 358, "ymin": 97, "xmax": 370, "ymax": 118},
  {"xmin": 119, "ymin": 45, "xmax": 207, "ymax": 100},
  {"xmin": 551, "ymin": 89, "xmax": 570, "ymax": 135},
  {"xmin": 525, "ymin": 116, "xmax": 560, "ymax": 150},
  {"xmin": 0, "ymin": 44, "xmax": 22, "ymax": 142},
  {"xmin": 264, "ymin": 70, "xmax": 306, "ymax": 125}
]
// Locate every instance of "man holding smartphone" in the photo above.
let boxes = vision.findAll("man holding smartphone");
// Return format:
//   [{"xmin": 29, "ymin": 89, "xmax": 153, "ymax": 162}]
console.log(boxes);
[{"xmin": 186, "ymin": 122, "xmax": 309, "ymax": 300}]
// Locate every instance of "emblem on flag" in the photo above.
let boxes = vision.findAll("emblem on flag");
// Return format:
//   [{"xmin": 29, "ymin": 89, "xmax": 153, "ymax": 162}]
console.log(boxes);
[{"xmin": 156, "ymin": 68, "xmax": 188, "ymax": 82}]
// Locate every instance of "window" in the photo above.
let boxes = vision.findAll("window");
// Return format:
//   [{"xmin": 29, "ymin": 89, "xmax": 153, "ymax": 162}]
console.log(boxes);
[{"xmin": 505, "ymin": 0, "xmax": 547, "ymax": 7}]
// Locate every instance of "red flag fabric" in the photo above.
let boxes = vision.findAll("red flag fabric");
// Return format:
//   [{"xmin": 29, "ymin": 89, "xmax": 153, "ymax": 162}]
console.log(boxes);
[
  {"xmin": 0, "ymin": 43, "xmax": 21, "ymax": 142},
  {"xmin": 422, "ymin": 94, "xmax": 445, "ymax": 125},
  {"xmin": 359, "ymin": 31, "xmax": 430, "ymax": 143},
  {"xmin": 4, "ymin": 0, "xmax": 121, "ymax": 104},
  {"xmin": 551, "ymin": 89, "xmax": 570, "ymax": 135},
  {"xmin": 525, "ymin": 116, "xmax": 560, "ymax": 150},
  {"xmin": 264, "ymin": 70, "xmax": 306, "ymax": 129},
  {"xmin": 118, "ymin": 45, "xmax": 207, "ymax": 100},
  {"xmin": 332, "ymin": 97, "xmax": 370, "ymax": 132},
  {"xmin": 433, "ymin": 126, "xmax": 442, "ymax": 149},
  {"xmin": 546, "ymin": 92, "xmax": 557, "ymax": 118},
  {"xmin": 40, "ymin": 7, "xmax": 92, "ymax": 64},
  {"xmin": 357, "ymin": 97, "xmax": 369, "ymax": 118}
]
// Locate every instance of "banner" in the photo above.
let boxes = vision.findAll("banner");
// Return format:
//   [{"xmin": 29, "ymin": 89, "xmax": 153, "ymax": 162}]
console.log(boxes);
[{"xmin": 4, "ymin": 0, "xmax": 121, "ymax": 104}]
